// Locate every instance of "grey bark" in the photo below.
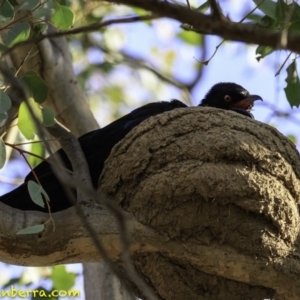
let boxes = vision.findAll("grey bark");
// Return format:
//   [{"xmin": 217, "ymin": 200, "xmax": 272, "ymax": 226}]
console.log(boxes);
[{"xmin": 1, "ymin": 22, "xmax": 127, "ymax": 300}]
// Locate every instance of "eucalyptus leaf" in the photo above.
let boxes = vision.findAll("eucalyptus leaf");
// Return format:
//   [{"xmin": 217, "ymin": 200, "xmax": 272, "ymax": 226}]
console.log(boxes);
[
  {"xmin": 51, "ymin": 5, "xmax": 74, "ymax": 30},
  {"xmin": 0, "ymin": 138, "xmax": 6, "ymax": 169},
  {"xmin": 0, "ymin": 90, "xmax": 11, "ymax": 113},
  {"xmin": 16, "ymin": 224, "xmax": 45, "ymax": 235},
  {"xmin": 42, "ymin": 108, "xmax": 55, "ymax": 127},
  {"xmin": 28, "ymin": 141, "xmax": 44, "ymax": 168},
  {"xmin": 4, "ymin": 22, "xmax": 31, "ymax": 47},
  {"xmin": 0, "ymin": 0, "xmax": 14, "ymax": 22},
  {"xmin": 284, "ymin": 61, "xmax": 300, "ymax": 108},
  {"xmin": 255, "ymin": 45, "xmax": 274, "ymax": 61},
  {"xmin": 51, "ymin": 266, "xmax": 76, "ymax": 290},
  {"xmin": 18, "ymin": 98, "xmax": 43, "ymax": 140},
  {"xmin": 177, "ymin": 31, "xmax": 202, "ymax": 45},
  {"xmin": 22, "ymin": 71, "xmax": 48, "ymax": 104},
  {"xmin": 17, "ymin": 0, "xmax": 40, "ymax": 11},
  {"xmin": 27, "ymin": 180, "xmax": 49, "ymax": 208},
  {"xmin": 0, "ymin": 112, "xmax": 7, "ymax": 126},
  {"xmin": 253, "ymin": 0, "xmax": 276, "ymax": 19}
]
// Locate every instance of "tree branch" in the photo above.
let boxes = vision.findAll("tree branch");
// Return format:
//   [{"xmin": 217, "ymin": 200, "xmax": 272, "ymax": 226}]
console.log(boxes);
[
  {"xmin": 101, "ymin": 0, "xmax": 300, "ymax": 52},
  {"xmin": 208, "ymin": 0, "xmax": 224, "ymax": 19},
  {"xmin": 2, "ymin": 15, "xmax": 159, "ymax": 56}
]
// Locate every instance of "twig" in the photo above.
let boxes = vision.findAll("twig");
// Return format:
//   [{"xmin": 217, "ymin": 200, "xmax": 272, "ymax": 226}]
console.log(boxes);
[
  {"xmin": 2, "ymin": 15, "xmax": 159, "ymax": 56},
  {"xmin": 20, "ymin": 150, "xmax": 53, "ymax": 219},
  {"xmin": 208, "ymin": 0, "xmax": 223, "ymax": 19},
  {"xmin": 5, "ymin": 142, "xmax": 46, "ymax": 162},
  {"xmin": 197, "ymin": 40, "xmax": 224, "ymax": 65},
  {"xmin": 275, "ymin": 52, "xmax": 292, "ymax": 76},
  {"xmin": 97, "ymin": 44, "xmax": 187, "ymax": 89},
  {"xmin": 186, "ymin": 36, "xmax": 207, "ymax": 92},
  {"xmin": 186, "ymin": 0, "xmax": 191, "ymax": 9},
  {"xmin": 197, "ymin": 1, "xmax": 262, "ymax": 65}
]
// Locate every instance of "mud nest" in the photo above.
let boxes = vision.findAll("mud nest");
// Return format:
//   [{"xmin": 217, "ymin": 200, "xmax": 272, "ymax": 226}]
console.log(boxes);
[{"xmin": 100, "ymin": 107, "xmax": 300, "ymax": 300}]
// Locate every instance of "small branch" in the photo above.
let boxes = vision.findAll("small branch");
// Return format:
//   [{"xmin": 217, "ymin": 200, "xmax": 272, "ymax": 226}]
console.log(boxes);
[
  {"xmin": 275, "ymin": 52, "xmax": 292, "ymax": 76},
  {"xmin": 208, "ymin": 0, "xmax": 223, "ymax": 19},
  {"xmin": 97, "ymin": 44, "xmax": 187, "ymax": 89},
  {"xmin": 46, "ymin": 124, "xmax": 93, "ymax": 204},
  {"xmin": 20, "ymin": 150, "xmax": 53, "ymax": 218},
  {"xmin": 197, "ymin": 39, "xmax": 224, "ymax": 65},
  {"xmin": 2, "ymin": 15, "xmax": 159, "ymax": 56},
  {"xmin": 186, "ymin": 0, "xmax": 191, "ymax": 9},
  {"xmin": 239, "ymin": 1, "xmax": 262, "ymax": 23},
  {"xmin": 186, "ymin": 37, "xmax": 207, "ymax": 92},
  {"xmin": 197, "ymin": 2, "xmax": 262, "ymax": 66},
  {"xmin": 5, "ymin": 142, "xmax": 46, "ymax": 162}
]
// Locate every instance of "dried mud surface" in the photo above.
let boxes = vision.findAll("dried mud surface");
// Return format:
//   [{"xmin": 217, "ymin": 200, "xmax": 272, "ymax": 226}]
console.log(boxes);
[{"xmin": 100, "ymin": 107, "xmax": 300, "ymax": 300}]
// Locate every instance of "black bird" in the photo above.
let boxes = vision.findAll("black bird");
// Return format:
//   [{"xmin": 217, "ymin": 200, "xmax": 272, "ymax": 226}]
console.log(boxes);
[{"xmin": 0, "ymin": 82, "xmax": 262, "ymax": 212}]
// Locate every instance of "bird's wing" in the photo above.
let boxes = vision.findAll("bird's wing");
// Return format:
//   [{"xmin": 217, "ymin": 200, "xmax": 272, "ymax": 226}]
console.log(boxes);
[
  {"xmin": 2, "ymin": 100, "xmax": 187, "ymax": 212},
  {"xmin": 25, "ymin": 100, "xmax": 187, "ymax": 184}
]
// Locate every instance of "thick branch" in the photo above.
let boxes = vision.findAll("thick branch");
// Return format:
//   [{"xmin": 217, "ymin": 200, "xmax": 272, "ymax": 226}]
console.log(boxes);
[
  {"xmin": 103, "ymin": 0, "xmax": 300, "ymax": 52},
  {"xmin": 0, "ymin": 202, "xmax": 296, "ymax": 299}
]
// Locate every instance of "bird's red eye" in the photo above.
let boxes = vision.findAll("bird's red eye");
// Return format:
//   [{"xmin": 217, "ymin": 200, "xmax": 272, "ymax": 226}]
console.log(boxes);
[{"xmin": 224, "ymin": 95, "xmax": 231, "ymax": 102}]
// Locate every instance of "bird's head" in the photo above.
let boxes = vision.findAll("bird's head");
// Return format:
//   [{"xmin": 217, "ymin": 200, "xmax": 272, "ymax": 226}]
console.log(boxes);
[{"xmin": 199, "ymin": 82, "xmax": 263, "ymax": 118}]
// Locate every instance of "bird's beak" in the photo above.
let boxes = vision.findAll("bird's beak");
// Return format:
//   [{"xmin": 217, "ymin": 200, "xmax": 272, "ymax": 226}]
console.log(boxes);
[{"xmin": 230, "ymin": 95, "xmax": 263, "ymax": 111}]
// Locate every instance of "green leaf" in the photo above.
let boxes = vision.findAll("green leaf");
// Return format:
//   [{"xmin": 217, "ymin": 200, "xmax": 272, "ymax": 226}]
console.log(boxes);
[
  {"xmin": 0, "ymin": 43, "xmax": 9, "ymax": 52},
  {"xmin": 42, "ymin": 108, "xmax": 55, "ymax": 127},
  {"xmin": 34, "ymin": 23, "xmax": 48, "ymax": 34},
  {"xmin": 18, "ymin": 98, "xmax": 43, "ymax": 140},
  {"xmin": 32, "ymin": 7, "xmax": 52, "ymax": 19},
  {"xmin": 245, "ymin": 13, "xmax": 263, "ymax": 22},
  {"xmin": 253, "ymin": 0, "xmax": 276, "ymax": 19},
  {"xmin": 0, "ymin": 0, "xmax": 14, "ymax": 22},
  {"xmin": 51, "ymin": 266, "xmax": 76, "ymax": 290},
  {"xmin": 258, "ymin": 15, "xmax": 276, "ymax": 29},
  {"xmin": 0, "ymin": 90, "xmax": 11, "ymax": 113},
  {"xmin": 275, "ymin": 0, "xmax": 287, "ymax": 25},
  {"xmin": 284, "ymin": 61, "xmax": 300, "ymax": 108},
  {"xmin": 255, "ymin": 45, "xmax": 274, "ymax": 61},
  {"xmin": 17, "ymin": 0, "xmax": 40, "ymax": 11},
  {"xmin": 2, "ymin": 277, "xmax": 22, "ymax": 289},
  {"xmin": 51, "ymin": 5, "xmax": 74, "ymax": 30},
  {"xmin": 16, "ymin": 224, "xmax": 45, "ymax": 235},
  {"xmin": 177, "ymin": 31, "xmax": 202, "ymax": 45},
  {"xmin": 288, "ymin": 3, "xmax": 300, "ymax": 34},
  {"xmin": 59, "ymin": 0, "xmax": 69, "ymax": 5},
  {"xmin": 7, "ymin": 0, "xmax": 18, "ymax": 5},
  {"xmin": 4, "ymin": 22, "xmax": 31, "ymax": 47},
  {"xmin": 0, "ymin": 42, "xmax": 9, "ymax": 52},
  {"xmin": 132, "ymin": 8, "xmax": 152, "ymax": 25},
  {"xmin": 97, "ymin": 62, "xmax": 115, "ymax": 73},
  {"xmin": 28, "ymin": 141, "xmax": 44, "ymax": 168},
  {"xmin": 27, "ymin": 180, "xmax": 49, "ymax": 208},
  {"xmin": 0, "ymin": 112, "xmax": 7, "ymax": 126},
  {"xmin": 22, "ymin": 71, "xmax": 48, "ymax": 104},
  {"xmin": 0, "ymin": 138, "xmax": 6, "ymax": 169},
  {"xmin": 292, "ymin": 2, "xmax": 300, "ymax": 19}
]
